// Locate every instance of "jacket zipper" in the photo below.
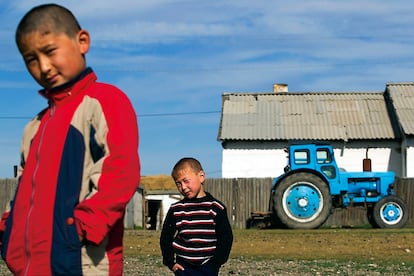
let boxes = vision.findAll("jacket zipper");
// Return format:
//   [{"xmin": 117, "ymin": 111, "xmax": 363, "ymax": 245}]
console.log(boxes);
[{"xmin": 23, "ymin": 104, "xmax": 55, "ymax": 276}]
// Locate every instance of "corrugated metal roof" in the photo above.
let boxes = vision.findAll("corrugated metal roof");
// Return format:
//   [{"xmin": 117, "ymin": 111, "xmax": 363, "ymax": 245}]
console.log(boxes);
[
  {"xmin": 218, "ymin": 92, "xmax": 396, "ymax": 141},
  {"xmin": 387, "ymin": 82, "xmax": 414, "ymax": 135}
]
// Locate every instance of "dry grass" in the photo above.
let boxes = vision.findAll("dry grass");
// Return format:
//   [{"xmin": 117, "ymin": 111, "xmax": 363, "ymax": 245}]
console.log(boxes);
[
  {"xmin": 124, "ymin": 228, "xmax": 414, "ymax": 263},
  {"xmin": 140, "ymin": 174, "xmax": 176, "ymax": 191}
]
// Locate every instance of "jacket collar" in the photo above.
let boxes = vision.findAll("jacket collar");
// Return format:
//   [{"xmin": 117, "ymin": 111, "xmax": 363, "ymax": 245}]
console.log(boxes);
[{"xmin": 39, "ymin": 67, "xmax": 96, "ymax": 106}]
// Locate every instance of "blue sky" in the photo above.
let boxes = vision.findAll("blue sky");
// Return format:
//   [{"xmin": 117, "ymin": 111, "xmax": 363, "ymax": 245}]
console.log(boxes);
[{"xmin": 1, "ymin": 1, "xmax": 414, "ymax": 178}]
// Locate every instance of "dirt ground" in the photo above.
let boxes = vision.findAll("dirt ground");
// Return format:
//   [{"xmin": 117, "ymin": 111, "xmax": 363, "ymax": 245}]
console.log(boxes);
[
  {"xmin": 122, "ymin": 228, "xmax": 414, "ymax": 275},
  {"xmin": 1, "ymin": 228, "xmax": 414, "ymax": 275}
]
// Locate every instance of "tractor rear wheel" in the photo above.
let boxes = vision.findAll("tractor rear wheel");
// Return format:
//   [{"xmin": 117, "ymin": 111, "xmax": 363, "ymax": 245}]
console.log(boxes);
[
  {"xmin": 367, "ymin": 206, "xmax": 379, "ymax": 228},
  {"xmin": 372, "ymin": 196, "xmax": 408, "ymax": 228},
  {"xmin": 273, "ymin": 172, "xmax": 331, "ymax": 229}
]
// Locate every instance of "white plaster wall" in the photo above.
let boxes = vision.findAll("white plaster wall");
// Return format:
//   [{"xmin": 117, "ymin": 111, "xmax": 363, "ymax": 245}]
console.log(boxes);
[
  {"xmin": 222, "ymin": 149, "xmax": 287, "ymax": 178},
  {"xmin": 222, "ymin": 147, "xmax": 397, "ymax": 178},
  {"xmin": 333, "ymin": 148, "xmax": 391, "ymax": 172},
  {"xmin": 406, "ymin": 147, "xmax": 414, "ymax": 177}
]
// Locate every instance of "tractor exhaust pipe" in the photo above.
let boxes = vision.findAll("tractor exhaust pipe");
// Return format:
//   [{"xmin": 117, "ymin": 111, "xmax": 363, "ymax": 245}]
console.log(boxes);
[{"xmin": 363, "ymin": 148, "xmax": 372, "ymax": 172}]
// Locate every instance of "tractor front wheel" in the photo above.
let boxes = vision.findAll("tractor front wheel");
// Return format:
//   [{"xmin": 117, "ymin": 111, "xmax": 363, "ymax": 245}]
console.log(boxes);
[
  {"xmin": 372, "ymin": 196, "xmax": 408, "ymax": 228},
  {"xmin": 273, "ymin": 172, "xmax": 331, "ymax": 229}
]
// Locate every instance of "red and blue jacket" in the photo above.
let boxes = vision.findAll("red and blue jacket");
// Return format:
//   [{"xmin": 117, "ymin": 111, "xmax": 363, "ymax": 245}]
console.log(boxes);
[{"xmin": 0, "ymin": 68, "xmax": 140, "ymax": 275}]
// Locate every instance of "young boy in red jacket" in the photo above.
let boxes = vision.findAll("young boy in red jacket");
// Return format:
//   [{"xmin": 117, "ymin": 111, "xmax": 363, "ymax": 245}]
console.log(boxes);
[{"xmin": 0, "ymin": 4, "xmax": 140, "ymax": 275}]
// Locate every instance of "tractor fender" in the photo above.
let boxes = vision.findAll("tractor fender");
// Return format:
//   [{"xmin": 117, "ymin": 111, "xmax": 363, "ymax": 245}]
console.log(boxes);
[{"xmin": 272, "ymin": 168, "xmax": 329, "ymax": 192}]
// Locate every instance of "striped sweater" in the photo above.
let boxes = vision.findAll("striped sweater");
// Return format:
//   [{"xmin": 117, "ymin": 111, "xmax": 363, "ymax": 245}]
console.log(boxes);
[{"xmin": 160, "ymin": 192, "xmax": 233, "ymax": 270}]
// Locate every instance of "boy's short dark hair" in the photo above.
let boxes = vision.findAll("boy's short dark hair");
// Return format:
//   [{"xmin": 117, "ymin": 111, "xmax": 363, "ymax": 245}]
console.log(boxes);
[
  {"xmin": 171, "ymin": 157, "xmax": 204, "ymax": 179},
  {"xmin": 16, "ymin": 4, "xmax": 81, "ymax": 48}
]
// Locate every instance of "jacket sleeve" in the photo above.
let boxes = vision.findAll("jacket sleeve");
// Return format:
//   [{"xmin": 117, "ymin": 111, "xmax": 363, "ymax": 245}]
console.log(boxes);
[
  {"xmin": 160, "ymin": 208, "xmax": 176, "ymax": 270},
  {"xmin": 0, "ymin": 211, "xmax": 9, "ymax": 247},
  {"xmin": 74, "ymin": 86, "xmax": 140, "ymax": 245},
  {"xmin": 212, "ymin": 206, "xmax": 233, "ymax": 268}
]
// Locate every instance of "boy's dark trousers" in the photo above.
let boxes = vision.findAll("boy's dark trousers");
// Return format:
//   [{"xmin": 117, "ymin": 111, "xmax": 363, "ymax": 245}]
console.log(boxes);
[{"xmin": 174, "ymin": 261, "xmax": 219, "ymax": 276}]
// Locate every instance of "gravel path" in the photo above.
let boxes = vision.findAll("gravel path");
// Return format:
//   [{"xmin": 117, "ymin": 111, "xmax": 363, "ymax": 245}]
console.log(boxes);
[
  {"xmin": 2, "ymin": 256, "xmax": 413, "ymax": 275},
  {"xmin": 123, "ymin": 255, "xmax": 413, "ymax": 276}
]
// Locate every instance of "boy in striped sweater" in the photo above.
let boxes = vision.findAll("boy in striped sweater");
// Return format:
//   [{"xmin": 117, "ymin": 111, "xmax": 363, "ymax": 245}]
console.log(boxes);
[{"xmin": 160, "ymin": 158, "xmax": 233, "ymax": 275}]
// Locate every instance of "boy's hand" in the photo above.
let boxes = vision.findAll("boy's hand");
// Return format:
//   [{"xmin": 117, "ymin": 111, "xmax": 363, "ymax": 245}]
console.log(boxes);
[{"xmin": 172, "ymin": 263, "xmax": 184, "ymax": 272}]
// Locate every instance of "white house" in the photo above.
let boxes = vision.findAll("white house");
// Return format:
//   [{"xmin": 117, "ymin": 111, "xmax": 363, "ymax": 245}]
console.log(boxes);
[
  {"xmin": 218, "ymin": 82, "xmax": 414, "ymax": 178},
  {"xmin": 145, "ymin": 191, "xmax": 181, "ymax": 230}
]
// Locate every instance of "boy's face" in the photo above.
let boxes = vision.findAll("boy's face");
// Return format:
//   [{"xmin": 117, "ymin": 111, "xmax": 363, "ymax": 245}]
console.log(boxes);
[
  {"xmin": 174, "ymin": 168, "xmax": 206, "ymax": 199},
  {"xmin": 17, "ymin": 30, "xmax": 90, "ymax": 90}
]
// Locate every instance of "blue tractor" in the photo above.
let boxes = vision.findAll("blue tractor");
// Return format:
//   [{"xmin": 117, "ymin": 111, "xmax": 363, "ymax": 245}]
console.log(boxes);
[{"xmin": 269, "ymin": 143, "xmax": 408, "ymax": 229}]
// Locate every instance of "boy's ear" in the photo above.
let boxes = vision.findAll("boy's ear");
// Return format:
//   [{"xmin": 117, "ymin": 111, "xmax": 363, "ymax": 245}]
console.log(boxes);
[
  {"xmin": 199, "ymin": 171, "xmax": 206, "ymax": 180},
  {"xmin": 77, "ymin": 30, "xmax": 90, "ymax": 54}
]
